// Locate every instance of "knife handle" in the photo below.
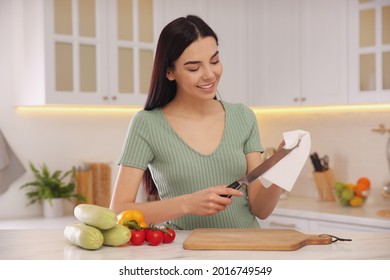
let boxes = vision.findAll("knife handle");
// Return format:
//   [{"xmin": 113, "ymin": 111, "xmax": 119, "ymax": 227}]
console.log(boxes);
[{"xmin": 221, "ymin": 181, "xmax": 241, "ymax": 198}]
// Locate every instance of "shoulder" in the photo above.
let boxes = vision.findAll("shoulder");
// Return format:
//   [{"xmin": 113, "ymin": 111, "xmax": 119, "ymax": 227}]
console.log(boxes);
[
  {"xmin": 131, "ymin": 109, "xmax": 161, "ymax": 125},
  {"xmin": 133, "ymin": 108, "xmax": 160, "ymax": 119},
  {"xmin": 221, "ymin": 101, "xmax": 256, "ymax": 121},
  {"xmin": 127, "ymin": 109, "xmax": 162, "ymax": 136}
]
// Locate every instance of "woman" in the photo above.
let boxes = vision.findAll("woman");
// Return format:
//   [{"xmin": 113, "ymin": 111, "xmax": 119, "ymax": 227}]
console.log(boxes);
[{"xmin": 110, "ymin": 15, "xmax": 283, "ymax": 229}]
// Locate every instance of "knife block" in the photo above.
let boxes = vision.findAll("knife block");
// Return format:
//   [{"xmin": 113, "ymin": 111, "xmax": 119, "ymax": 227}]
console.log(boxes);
[
  {"xmin": 76, "ymin": 162, "xmax": 112, "ymax": 207},
  {"xmin": 312, "ymin": 169, "xmax": 336, "ymax": 202}
]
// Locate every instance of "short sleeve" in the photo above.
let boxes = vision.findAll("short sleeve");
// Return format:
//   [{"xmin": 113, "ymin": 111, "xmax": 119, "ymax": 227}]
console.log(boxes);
[
  {"xmin": 117, "ymin": 111, "xmax": 154, "ymax": 169},
  {"xmin": 241, "ymin": 105, "xmax": 263, "ymax": 154}
]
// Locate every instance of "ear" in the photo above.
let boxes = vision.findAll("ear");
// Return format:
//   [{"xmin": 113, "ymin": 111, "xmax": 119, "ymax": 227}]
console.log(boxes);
[{"xmin": 166, "ymin": 69, "xmax": 175, "ymax": 81}]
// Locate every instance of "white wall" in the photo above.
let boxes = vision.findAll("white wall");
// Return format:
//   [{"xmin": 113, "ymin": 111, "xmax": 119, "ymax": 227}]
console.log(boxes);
[
  {"xmin": 0, "ymin": 0, "xmax": 131, "ymax": 218},
  {"xmin": 255, "ymin": 108, "xmax": 390, "ymax": 200},
  {"xmin": 1, "ymin": 0, "xmax": 390, "ymax": 220}
]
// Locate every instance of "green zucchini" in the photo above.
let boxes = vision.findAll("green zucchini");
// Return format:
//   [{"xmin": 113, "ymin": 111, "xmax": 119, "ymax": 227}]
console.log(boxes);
[
  {"xmin": 64, "ymin": 223, "xmax": 104, "ymax": 250},
  {"xmin": 102, "ymin": 224, "xmax": 131, "ymax": 246},
  {"xmin": 74, "ymin": 204, "xmax": 117, "ymax": 230}
]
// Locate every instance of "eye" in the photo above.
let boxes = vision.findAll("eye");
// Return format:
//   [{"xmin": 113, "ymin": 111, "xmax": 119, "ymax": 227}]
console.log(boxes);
[
  {"xmin": 187, "ymin": 67, "xmax": 199, "ymax": 72},
  {"xmin": 211, "ymin": 55, "xmax": 220, "ymax": 65}
]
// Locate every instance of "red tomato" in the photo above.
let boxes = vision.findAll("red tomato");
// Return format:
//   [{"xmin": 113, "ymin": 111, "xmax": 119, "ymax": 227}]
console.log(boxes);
[
  {"xmin": 129, "ymin": 229, "xmax": 145, "ymax": 246},
  {"xmin": 144, "ymin": 228, "xmax": 151, "ymax": 240},
  {"xmin": 162, "ymin": 228, "xmax": 176, "ymax": 244},
  {"xmin": 146, "ymin": 230, "xmax": 164, "ymax": 246}
]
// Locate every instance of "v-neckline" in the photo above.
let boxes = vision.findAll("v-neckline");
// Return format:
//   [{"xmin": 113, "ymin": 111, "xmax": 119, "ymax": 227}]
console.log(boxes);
[{"xmin": 159, "ymin": 101, "xmax": 227, "ymax": 157}]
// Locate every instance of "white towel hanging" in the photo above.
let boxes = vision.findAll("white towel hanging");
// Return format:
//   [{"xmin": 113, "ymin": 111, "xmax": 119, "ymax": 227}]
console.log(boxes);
[
  {"xmin": 0, "ymin": 129, "xmax": 26, "ymax": 195},
  {"xmin": 0, "ymin": 130, "xmax": 10, "ymax": 170}
]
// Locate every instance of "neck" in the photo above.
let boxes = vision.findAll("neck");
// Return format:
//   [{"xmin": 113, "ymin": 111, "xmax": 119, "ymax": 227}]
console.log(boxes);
[{"xmin": 163, "ymin": 97, "xmax": 222, "ymax": 118}]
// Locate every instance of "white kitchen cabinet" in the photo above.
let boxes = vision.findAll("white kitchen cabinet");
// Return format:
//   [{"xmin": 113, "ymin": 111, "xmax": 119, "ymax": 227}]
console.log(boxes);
[
  {"xmin": 260, "ymin": 213, "xmax": 390, "ymax": 232},
  {"xmin": 14, "ymin": 0, "xmax": 154, "ymax": 106},
  {"xmin": 309, "ymin": 219, "xmax": 390, "ymax": 233},
  {"xmin": 348, "ymin": 0, "xmax": 390, "ymax": 104},
  {"xmin": 154, "ymin": 0, "xmax": 251, "ymax": 105},
  {"xmin": 157, "ymin": 0, "xmax": 349, "ymax": 107},
  {"xmin": 257, "ymin": 215, "xmax": 310, "ymax": 232},
  {"xmin": 248, "ymin": 0, "xmax": 348, "ymax": 106}
]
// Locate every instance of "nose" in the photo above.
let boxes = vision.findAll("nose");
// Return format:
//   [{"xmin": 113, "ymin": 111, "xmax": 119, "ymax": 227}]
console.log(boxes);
[{"xmin": 202, "ymin": 65, "xmax": 215, "ymax": 80}]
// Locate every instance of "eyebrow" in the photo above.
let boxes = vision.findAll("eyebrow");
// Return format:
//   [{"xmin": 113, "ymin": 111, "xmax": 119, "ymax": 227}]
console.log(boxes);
[{"xmin": 184, "ymin": 51, "xmax": 219, "ymax": 66}]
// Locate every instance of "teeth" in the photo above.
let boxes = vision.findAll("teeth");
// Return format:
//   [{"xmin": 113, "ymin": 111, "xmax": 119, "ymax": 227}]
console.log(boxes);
[{"xmin": 197, "ymin": 84, "xmax": 213, "ymax": 89}]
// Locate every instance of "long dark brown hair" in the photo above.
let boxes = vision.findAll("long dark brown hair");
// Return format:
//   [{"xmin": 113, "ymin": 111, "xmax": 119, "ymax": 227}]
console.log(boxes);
[{"xmin": 142, "ymin": 15, "xmax": 219, "ymax": 195}]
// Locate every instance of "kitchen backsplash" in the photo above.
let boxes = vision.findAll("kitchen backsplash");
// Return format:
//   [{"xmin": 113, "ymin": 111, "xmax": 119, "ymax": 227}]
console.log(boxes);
[
  {"xmin": 255, "ymin": 107, "xmax": 390, "ymax": 200},
  {"xmin": 0, "ymin": 105, "xmax": 389, "ymax": 219}
]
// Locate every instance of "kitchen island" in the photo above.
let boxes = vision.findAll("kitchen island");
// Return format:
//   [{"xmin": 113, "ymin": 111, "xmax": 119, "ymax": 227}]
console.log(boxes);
[{"xmin": 0, "ymin": 228, "xmax": 389, "ymax": 260}]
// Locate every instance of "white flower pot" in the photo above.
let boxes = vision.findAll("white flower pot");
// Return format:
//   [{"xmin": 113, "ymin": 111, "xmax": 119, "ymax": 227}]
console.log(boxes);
[{"xmin": 42, "ymin": 198, "xmax": 64, "ymax": 218}]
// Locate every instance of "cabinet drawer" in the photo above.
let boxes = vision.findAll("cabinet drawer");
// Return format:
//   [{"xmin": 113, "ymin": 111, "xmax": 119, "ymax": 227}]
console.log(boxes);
[
  {"xmin": 310, "ymin": 220, "xmax": 390, "ymax": 233},
  {"xmin": 258, "ymin": 215, "xmax": 310, "ymax": 232}
]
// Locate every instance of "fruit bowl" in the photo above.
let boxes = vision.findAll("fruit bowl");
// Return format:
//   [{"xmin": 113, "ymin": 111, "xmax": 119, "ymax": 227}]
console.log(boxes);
[{"xmin": 333, "ymin": 177, "xmax": 371, "ymax": 207}]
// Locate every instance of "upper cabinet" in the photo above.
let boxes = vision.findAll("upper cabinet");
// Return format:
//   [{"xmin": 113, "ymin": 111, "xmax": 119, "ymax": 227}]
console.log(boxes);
[
  {"xmin": 14, "ymin": 0, "xmax": 154, "ymax": 106},
  {"xmin": 12, "ymin": 0, "xmax": 390, "ymax": 107},
  {"xmin": 247, "ymin": 0, "xmax": 348, "ymax": 106},
  {"xmin": 349, "ymin": 0, "xmax": 390, "ymax": 104},
  {"xmin": 156, "ymin": 0, "xmax": 349, "ymax": 107},
  {"xmin": 154, "ymin": 0, "xmax": 252, "ymax": 105}
]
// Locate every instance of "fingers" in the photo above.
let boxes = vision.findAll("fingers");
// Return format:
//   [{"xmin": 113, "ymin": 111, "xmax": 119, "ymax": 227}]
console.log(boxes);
[
  {"xmin": 201, "ymin": 201, "xmax": 228, "ymax": 216},
  {"xmin": 188, "ymin": 185, "xmax": 243, "ymax": 217},
  {"xmin": 212, "ymin": 185, "xmax": 243, "ymax": 198},
  {"xmin": 198, "ymin": 186, "xmax": 243, "ymax": 216}
]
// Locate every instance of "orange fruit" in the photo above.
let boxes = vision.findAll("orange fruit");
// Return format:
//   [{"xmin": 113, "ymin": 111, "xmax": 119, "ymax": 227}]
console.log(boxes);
[
  {"xmin": 346, "ymin": 183, "xmax": 355, "ymax": 189},
  {"xmin": 357, "ymin": 177, "xmax": 371, "ymax": 189},
  {"xmin": 354, "ymin": 183, "xmax": 370, "ymax": 197},
  {"xmin": 349, "ymin": 196, "xmax": 364, "ymax": 207}
]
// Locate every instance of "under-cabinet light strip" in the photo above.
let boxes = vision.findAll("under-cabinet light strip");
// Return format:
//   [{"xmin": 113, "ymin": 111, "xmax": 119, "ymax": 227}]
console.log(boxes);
[{"xmin": 16, "ymin": 103, "xmax": 390, "ymax": 114}]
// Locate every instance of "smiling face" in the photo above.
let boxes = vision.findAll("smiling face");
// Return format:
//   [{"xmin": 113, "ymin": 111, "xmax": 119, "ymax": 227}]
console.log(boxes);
[{"xmin": 166, "ymin": 36, "xmax": 223, "ymax": 101}]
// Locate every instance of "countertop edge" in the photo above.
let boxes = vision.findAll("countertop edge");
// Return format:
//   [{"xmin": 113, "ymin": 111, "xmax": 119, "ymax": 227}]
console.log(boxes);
[{"xmin": 271, "ymin": 196, "xmax": 390, "ymax": 229}]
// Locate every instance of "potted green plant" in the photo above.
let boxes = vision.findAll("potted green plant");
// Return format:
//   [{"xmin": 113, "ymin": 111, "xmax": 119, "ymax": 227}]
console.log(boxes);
[{"xmin": 20, "ymin": 162, "xmax": 85, "ymax": 217}]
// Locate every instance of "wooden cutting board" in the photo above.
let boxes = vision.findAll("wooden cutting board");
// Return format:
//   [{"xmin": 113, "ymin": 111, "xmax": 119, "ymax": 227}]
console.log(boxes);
[{"xmin": 183, "ymin": 228, "xmax": 332, "ymax": 251}]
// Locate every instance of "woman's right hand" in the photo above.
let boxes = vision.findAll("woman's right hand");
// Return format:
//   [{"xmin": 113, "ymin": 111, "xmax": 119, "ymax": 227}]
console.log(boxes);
[{"xmin": 184, "ymin": 185, "xmax": 243, "ymax": 216}]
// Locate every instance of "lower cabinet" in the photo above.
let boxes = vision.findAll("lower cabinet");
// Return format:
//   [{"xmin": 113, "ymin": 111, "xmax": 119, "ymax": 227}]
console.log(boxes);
[
  {"xmin": 257, "ymin": 215, "xmax": 310, "ymax": 232},
  {"xmin": 309, "ymin": 220, "xmax": 389, "ymax": 233},
  {"xmin": 258, "ymin": 214, "xmax": 389, "ymax": 232}
]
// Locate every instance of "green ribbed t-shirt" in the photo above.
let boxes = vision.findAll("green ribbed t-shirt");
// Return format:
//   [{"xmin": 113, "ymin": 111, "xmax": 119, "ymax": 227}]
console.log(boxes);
[{"xmin": 118, "ymin": 101, "xmax": 263, "ymax": 229}]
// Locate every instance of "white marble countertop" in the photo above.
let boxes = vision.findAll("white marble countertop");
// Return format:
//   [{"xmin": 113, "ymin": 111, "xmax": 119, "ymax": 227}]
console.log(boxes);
[
  {"xmin": 0, "ymin": 195, "xmax": 389, "ymax": 231},
  {"xmin": 1, "ymin": 196, "xmax": 389, "ymax": 260},
  {"xmin": 270, "ymin": 196, "xmax": 390, "ymax": 229},
  {"xmin": 0, "ymin": 229, "xmax": 389, "ymax": 260}
]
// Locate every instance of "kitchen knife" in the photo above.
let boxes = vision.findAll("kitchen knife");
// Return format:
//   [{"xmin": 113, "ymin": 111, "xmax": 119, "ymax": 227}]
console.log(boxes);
[{"xmin": 222, "ymin": 140, "xmax": 300, "ymax": 198}]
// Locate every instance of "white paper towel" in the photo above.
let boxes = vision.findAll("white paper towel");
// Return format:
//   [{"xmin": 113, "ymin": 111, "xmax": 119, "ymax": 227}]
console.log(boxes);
[{"xmin": 258, "ymin": 130, "xmax": 311, "ymax": 192}]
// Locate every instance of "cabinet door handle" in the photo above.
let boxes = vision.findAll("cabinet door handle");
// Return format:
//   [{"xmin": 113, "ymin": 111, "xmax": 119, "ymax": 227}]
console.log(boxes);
[
  {"xmin": 293, "ymin": 97, "xmax": 307, "ymax": 103},
  {"xmin": 269, "ymin": 221, "xmax": 296, "ymax": 228},
  {"xmin": 103, "ymin": 96, "xmax": 108, "ymax": 101},
  {"xmin": 111, "ymin": 96, "xmax": 117, "ymax": 101}
]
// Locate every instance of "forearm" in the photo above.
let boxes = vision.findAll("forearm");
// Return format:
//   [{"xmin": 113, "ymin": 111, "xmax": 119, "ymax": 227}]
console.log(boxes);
[
  {"xmin": 248, "ymin": 182, "xmax": 283, "ymax": 220},
  {"xmin": 111, "ymin": 194, "xmax": 191, "ymax": 225}
]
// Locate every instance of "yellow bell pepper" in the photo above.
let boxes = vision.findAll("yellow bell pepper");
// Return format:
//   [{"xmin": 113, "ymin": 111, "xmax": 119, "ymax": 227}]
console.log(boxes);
[{"xmin": 117, "ymin": 209, "xmax": 147, "ymax": 229}]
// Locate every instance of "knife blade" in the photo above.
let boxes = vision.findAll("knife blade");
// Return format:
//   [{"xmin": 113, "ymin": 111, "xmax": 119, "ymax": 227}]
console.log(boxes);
[{"xmin": 222, "ymin": 139, "xmax": 301, "ymax": 198}]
